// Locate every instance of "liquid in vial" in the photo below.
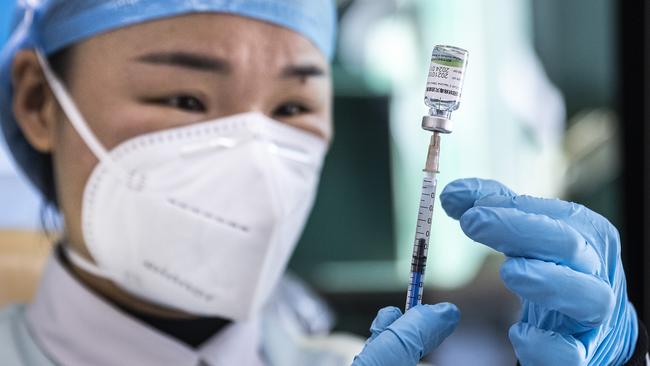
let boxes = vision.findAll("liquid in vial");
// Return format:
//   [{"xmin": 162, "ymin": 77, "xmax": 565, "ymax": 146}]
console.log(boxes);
[{"xmin": 424, "ymin": 45, "xmax": 469, "ymax": 120}]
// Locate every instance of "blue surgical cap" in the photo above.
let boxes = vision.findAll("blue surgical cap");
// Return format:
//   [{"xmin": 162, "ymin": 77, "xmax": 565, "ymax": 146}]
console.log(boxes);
[{"xmin": 0, "ymin": 0, "xmax": 336, "ymax": 201}]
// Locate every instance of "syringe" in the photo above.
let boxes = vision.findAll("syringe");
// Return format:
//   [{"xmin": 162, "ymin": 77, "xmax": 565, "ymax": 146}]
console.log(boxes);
[
  {"xmin": 405, "ymin": 133, "xmax": 441, "ymax": 310},
  {"xmin": 405, "ymin": 45, "xmax": 468, "ymax": 311}
]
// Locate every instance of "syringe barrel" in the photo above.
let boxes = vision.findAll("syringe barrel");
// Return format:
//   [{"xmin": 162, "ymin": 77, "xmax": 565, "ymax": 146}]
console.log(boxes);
[{"xmin": 405, "ymin": 170, "xmax": 438, "ymax": 311}]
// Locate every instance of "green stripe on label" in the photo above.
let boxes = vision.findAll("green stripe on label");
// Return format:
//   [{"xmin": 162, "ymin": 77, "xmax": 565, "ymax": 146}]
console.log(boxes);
[{"xmin": 431, "ymin": 58, "xmax": 464, "ymax": 67}]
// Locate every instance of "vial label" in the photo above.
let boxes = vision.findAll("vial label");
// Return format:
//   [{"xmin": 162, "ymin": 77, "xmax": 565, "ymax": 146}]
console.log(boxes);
[{"xmin": 425, "ymin": 56, "xmax": 465, "ymax": 103}]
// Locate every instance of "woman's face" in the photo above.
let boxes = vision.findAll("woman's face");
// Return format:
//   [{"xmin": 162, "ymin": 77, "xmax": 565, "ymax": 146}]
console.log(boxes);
[{"xmin": 12, "ymin": 13, "xmax": 332, "ymax": 315}]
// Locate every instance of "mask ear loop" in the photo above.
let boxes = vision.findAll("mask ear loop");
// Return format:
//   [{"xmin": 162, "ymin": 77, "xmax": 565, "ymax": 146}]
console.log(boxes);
[
  {"xmin": 36, "ymin": 49, "xmax": 129, "ymax": 280},
  {"xmin": 35, "ymin": 49, "xmax": 129, "ymax": 182}
]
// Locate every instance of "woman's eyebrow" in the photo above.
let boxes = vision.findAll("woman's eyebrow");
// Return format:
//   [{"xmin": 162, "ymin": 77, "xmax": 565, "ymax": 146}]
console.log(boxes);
[
  {"xmin": 134, "ymin": 51, "xmax": 231, "ymax": 73},
  {"xmin": 280, "ymin": 64, "xmax": 326, "ymax": 79},
  {"xmin": 134, "ymin": 51, "xmax": 326, "ymax": 79}
]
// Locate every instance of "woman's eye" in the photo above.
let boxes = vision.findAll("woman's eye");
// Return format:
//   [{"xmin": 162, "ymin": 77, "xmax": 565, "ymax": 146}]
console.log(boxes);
[
  {"xmin": 273, "ymin": 103, "xmax": 310, "ymax": 117},
  {"xmin": 165, "ymin": 95, "xmax": 206, "ymax": 113}
]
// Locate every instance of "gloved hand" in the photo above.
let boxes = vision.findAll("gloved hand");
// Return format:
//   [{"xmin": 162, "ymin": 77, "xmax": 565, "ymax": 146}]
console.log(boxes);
[
  {"xmin": 352, "ymin": 303, "xmax": 459, "ymax": 366},
  {"xmin": 439, "ymin": 178, "xmax": 638, "ymax": 366}
]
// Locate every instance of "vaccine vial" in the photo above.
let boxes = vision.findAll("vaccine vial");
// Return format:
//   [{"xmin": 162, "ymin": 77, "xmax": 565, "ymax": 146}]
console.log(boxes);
[{"xmin": 424, "ymin": 45, "xmax": 469, "ymax": 121}]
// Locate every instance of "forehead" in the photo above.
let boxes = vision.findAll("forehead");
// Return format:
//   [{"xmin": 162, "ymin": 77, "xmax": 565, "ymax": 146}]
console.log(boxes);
[{"xmin": 72, "ymin": 13, "xmax": 327, "ymax": 70}]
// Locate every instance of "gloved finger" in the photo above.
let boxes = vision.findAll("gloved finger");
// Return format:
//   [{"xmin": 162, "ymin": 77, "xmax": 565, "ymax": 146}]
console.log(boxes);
[
  {"xmin": 509, "ymin": 322, "xmax": 587, "ymax": 366},
  {"xmin": 352, "ymin": 303, "xmax": 460, "ymax": 366},
  {"xmin": 459, "ymin": 206, "xmax": 601, "ymax": 275},
  {"xmin": 474, "ymin": 194, "xmax": 615, "ymax": 238},
  {"xmin": 368, "ymin": 307, "xmax": 402, "ymax": 342},
  {"xmin": 440, "ymin": 178, "xmax": 516, "ymax": 220},
  {"xmin": 501, "ymin": 258, "xmax": 615, "ymax": 327}
]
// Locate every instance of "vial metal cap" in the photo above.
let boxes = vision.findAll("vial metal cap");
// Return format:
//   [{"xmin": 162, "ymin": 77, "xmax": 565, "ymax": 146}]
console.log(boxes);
[{"xmin": 422, "ymin": 115, "xmax": 453, "ymax": 134}]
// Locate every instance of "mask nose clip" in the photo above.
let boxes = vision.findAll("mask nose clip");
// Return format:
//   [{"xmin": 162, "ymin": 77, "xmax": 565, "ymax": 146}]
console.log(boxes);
[
  {"xmin": 267, "ymin": 142, "xmax": 313, "ymax": 165},
  {"xmin": 180, "ymin": 137, "xmax": 239, "ymax": 157}
]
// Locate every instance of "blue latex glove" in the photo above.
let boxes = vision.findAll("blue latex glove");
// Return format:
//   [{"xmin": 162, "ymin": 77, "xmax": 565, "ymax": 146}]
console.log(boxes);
[
  {"xmin": 440, "ymin": 178, "xmax": 638, "ymax": 366},
  {"xmin": 352, "ymin": 303, "xmax": 460, "ymax": 366}
]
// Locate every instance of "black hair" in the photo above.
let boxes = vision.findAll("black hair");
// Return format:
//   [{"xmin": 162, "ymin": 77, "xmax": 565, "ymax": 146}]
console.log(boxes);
[{"xmin": 48, "ymin": 47, "xmax": 73, "ymax": 84}]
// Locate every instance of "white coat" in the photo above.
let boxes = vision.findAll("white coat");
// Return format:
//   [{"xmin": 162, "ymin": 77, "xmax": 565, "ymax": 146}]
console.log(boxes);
[{"xmin": 0, "ymin": 250, "xmax": 364, "ymax": 366}]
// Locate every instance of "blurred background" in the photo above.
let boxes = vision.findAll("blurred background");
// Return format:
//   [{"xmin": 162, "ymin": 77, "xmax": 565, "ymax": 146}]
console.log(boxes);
[{"xmin": 0, "ymin": 0, "xmax": 648, "ymax": 365}]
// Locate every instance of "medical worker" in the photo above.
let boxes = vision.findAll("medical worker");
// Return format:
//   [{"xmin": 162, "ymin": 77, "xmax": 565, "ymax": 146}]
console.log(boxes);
[{"xmin": 0, "ymin": 1, "xmax": 646, "ymax": 365}]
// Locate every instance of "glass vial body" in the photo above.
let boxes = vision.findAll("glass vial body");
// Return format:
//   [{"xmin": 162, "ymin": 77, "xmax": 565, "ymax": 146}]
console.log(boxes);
[{"xmin": 424, "ymin": 45, "xmax": 469, "ymax": 120}]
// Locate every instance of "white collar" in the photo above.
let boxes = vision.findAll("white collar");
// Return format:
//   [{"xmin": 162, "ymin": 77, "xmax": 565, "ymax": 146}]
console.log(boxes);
[{"xmin": 25, "ymin": 251, "xmax": 265, "ymax": 366}]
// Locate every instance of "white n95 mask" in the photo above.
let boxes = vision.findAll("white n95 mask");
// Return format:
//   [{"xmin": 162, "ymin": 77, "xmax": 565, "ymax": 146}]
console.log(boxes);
[{"xmin": 37, "ymin": 52, "xmax": 327, "ymax": 320}]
